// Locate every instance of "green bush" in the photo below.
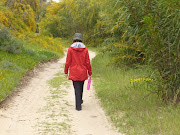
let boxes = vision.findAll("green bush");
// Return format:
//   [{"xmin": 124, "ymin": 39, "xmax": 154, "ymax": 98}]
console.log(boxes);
[
  {"xmin": 0, "ymin": 25, "xmax": 23, "ymax": 54},
  {"xmin": 23, "ymin": 48, "xmax": 36, "ymax": 56},
  {"xmin": 90, "ymin": 0, "xmax": 180, "ymax": 104},
  {"xmin": 117, "ymin": 0, "xmax": 180, "ymax": 104}
]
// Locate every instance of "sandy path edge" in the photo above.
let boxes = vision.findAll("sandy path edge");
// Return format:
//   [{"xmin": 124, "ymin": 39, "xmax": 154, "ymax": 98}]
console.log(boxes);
[{"xmin": 0, "ymin": 50, "xmax": 123, "ymax": 135}]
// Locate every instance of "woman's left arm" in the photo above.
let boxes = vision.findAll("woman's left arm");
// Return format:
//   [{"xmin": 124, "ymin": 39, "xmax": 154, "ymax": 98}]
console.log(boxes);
[
  {"xmin": 86, "ymin": 49, "xmax": 92, "ymax": 76},
  {"xmin": 64, "ymin": 48, "xmax": 72, "ymax": 75}
]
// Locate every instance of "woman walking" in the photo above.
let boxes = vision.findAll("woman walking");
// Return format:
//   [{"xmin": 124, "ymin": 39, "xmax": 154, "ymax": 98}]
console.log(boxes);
[{"xmin": 64, "ymin": 33, "xmax": 92, "ymax": 111}]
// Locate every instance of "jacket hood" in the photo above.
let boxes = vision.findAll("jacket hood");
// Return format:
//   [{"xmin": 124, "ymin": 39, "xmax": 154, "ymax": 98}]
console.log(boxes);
[{"xmin": 70, "ymin": 42, "xmax": 86, "ymax": 51}]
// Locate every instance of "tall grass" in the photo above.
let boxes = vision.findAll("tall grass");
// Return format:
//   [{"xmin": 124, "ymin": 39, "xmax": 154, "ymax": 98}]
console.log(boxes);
[{"xmin": 92, "ymin": 53, "xmax": 180, "ymax": 135}]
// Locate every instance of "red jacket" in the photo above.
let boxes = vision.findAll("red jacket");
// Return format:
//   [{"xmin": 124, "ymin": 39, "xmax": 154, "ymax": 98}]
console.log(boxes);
[{"xmin": 64, "ymin": 42, "xmax": 92, "ymax": 81}]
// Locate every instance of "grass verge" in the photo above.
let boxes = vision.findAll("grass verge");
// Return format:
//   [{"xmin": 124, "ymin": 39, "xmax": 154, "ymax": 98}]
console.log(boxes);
[
  {"xmin": 0, "ymin": 36, "xmax": 64, "ymax": 102},
  {"xmin": 92, "ymin": 53, "xmax": 180, "ymax": 135}
]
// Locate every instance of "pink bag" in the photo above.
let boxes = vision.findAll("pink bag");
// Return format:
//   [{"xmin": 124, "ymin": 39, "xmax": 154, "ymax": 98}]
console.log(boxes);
[{"xmin": 87, "ymin": 77, "xmax": 91, "ymax": 90}]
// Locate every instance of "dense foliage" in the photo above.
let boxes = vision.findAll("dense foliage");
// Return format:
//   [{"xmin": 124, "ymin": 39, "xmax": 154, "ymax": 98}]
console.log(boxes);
[
  {"xmin": 41, "ymin": 0, "xmax": 179, "ymax": 104},
  {"xmin": 0, "ymin": 0, "xmax": 63, "ymax": 54},
  {"xmin": 0, "ymin": 0, "xmax": 64, "ymax": 102},
  {"xmin": 101, "ymin": 0, "xmax": 180, "ymax": 104},
  {"xmin": 40, "ymin": 0, "xmax": 100, "ymax": 38},
  {"xmin": 1, "ymin": 0, "xmax": 36, "ymax": 32}
]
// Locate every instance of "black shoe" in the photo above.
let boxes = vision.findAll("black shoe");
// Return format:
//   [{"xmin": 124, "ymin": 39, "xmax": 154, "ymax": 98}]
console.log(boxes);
[{"xmin": 76, "ymin": 108, "xmax": 82, "ymax": 111}]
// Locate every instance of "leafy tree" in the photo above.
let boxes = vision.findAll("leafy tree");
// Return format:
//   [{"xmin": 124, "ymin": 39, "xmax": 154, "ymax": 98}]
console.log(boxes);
[
  {"xmin": 40, "ymin": 0, "xmax": 100, "ymax": 38},
  {"xmin": 4, "ymin": 0, "xmax": 42, "ymax": 32},
  {"xmin": 95, "ymin": 0, "xmax": 180, "ymax": 104}
]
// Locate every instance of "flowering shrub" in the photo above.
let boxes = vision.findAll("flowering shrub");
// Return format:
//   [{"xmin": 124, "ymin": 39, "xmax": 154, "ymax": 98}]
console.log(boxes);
[{"xmin": 15, "ymin": 31, "xmax": 64, "ymax": 54}]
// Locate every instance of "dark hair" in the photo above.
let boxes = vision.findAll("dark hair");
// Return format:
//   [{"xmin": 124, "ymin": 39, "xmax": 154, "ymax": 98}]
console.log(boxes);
[{"xmin": 73, "ymin": 39, "xmax": 82, "ymax": 43}]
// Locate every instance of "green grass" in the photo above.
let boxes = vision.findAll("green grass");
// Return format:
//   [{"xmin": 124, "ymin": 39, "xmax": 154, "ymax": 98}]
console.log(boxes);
[
  {"xmin": 92, "ymin": 53, "xmax": 180, "ymax": 135},
  {"xmin": 0, "ymin": 40, "xmax": 63, "ymax": 102}
]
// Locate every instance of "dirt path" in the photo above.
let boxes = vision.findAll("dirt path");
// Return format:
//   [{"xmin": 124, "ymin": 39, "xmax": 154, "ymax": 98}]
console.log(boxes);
[{"xmin": 0, "ymin": 51, "xmax": 122, "ymax": 135}]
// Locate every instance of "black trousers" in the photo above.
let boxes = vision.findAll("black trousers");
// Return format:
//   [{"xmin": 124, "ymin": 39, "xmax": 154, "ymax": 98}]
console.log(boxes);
[{"xmin": 72, "ymin": 81, "xmax": 84, "ymax": 110}]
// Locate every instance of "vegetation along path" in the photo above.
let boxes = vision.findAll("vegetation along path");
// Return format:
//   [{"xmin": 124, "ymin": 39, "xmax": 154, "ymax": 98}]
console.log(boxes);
[{"xmin": 0, "ymin": 50, "xmax": 122, "ymax": 135}]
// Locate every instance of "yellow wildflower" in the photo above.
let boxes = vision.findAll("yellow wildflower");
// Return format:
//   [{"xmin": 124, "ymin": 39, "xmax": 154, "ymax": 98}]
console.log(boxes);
[{"xmin": 130, "ymin": 78, "xmax": 153, "ymax": 83}]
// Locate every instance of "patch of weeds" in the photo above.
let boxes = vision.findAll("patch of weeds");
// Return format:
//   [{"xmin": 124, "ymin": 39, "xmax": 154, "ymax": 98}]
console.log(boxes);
[
  {"xmin": 23, "ymin": 48, "xmax": 36, "ymax": 56},
  {"xmin": 48, "ymin": 75, "xmax": 67, "ymax": 88},
  {"xmin": 58, "ymin": 122, "xmax": 71, "ymax": 131},
  {"xmin": 51, "ymin": 94, "xmax": 61, "ymax": 99},
  {"xmin": 64, "ymin": 101, "xmax": 71, "ymax": 106},
  {"xmin": 37, "ymin": 71, "xmax": 72, "ymax": 135},
  {"xmin": 0, "ymin": 60, "xmax": 25, "ymax": 73}
]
